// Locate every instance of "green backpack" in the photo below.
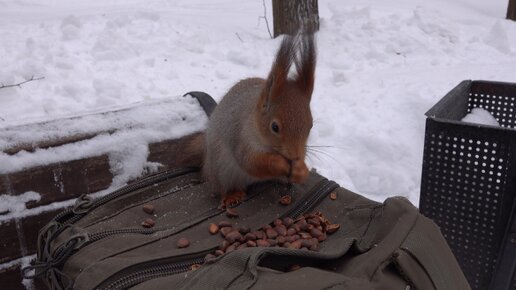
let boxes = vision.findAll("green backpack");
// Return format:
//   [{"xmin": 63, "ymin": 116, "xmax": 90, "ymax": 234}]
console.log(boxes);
[{"xmin": 24, "ymin": 167, "xmax": 469, "ymax": 290}]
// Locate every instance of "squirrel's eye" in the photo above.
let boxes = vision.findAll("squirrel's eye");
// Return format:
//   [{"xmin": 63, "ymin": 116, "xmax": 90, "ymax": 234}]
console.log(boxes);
[{"xmin": 271, "ymin": 121, "xmax": 280, "ymax": 133}]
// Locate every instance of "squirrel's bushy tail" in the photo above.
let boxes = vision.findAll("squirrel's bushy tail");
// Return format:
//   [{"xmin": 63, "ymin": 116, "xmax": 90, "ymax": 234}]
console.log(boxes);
[{"xmin": 178, "ymin": 132, "xmax": 205, "ymax": 168}]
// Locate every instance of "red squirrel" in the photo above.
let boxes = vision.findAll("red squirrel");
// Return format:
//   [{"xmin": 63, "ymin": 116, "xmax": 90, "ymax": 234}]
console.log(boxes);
[{"xmin": 188, "ymin": 33, "xmax": 316, "ymax": 209}]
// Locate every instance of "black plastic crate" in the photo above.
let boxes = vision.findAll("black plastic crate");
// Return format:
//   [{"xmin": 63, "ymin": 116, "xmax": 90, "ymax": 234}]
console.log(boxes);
[{"xmin": 420, "ymin": 80, "xmax": 516, "ymax": 290}]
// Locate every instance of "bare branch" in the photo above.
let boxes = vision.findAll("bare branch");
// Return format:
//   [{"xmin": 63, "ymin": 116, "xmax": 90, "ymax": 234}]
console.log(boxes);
[
  {"xmin": 0, "ymin": 75, "xmax": 45, "ymax": 90},
  {"xmin": 258, "ymin": 0, "xmax": 273, "ymax": 39},
  {"xmin": 235, "ymin": 32, "xmax": 244, "ymax": 43}
]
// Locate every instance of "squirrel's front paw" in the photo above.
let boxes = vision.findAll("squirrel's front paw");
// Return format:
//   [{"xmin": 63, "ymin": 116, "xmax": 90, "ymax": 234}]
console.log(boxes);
[
  {"xmin": 289, "ymin": 160, "xmax": 309, "ymax": 184},
  {"xmin": 268, "ymin": 154, "xmax": 291, "ymax": 177}
]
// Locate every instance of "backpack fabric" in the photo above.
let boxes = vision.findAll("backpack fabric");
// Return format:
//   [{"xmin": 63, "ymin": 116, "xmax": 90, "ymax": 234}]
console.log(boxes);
[{"xmin": 25, "ymin": 168, "xmax": 470, "ymax": 290}]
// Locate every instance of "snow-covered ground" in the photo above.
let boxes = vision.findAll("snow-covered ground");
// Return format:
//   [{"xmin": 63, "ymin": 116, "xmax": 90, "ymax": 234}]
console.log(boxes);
[{"xmin": 1, "ymin": 0, "xmax": 515, "ymax": 208}]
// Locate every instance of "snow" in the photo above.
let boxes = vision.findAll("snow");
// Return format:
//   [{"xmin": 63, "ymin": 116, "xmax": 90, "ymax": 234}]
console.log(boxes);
[
  {"xmin": 0, "ymin": 0, "xmax": 515, "ymax": 212},
  {"xmin": 461, "ymin": 108, "xmax": 501, "ymax": 126},
  {"xmin": 0, "ymin": 255, "xmax": 36, "ymax": 289},
  {"xmin": 0, "ymin": 191, "xmax": 41, "ymax": 216},
  {"xmin": 0, "ymin": 254, "xmax": 35, "ymax": 272},
  {"xmin": 485, "ymin": 21, "xmax": 513, "ymax": 54},
  {"xmin": 0, "ymin": 186, "xmax": 114, "ymax": 224},
  {"xmin": 0, "ymin": 96, "xmax": 207, "ymax": 175}
]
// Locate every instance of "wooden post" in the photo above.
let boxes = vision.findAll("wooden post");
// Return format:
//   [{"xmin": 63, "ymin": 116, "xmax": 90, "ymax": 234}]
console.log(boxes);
[
  {"xmin": 272, "ymin": 0, "xmax": 319, "ymax": 37},
  {"xmin": 508, "ymin": 0, "xmax": 516, "ymax": 21}
]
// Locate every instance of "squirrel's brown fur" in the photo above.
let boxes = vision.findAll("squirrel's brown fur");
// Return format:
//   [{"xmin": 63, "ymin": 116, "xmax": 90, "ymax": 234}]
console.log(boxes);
[{"xmin": 187, "ymin": 34, "xmax": 316, "ymax": 208}]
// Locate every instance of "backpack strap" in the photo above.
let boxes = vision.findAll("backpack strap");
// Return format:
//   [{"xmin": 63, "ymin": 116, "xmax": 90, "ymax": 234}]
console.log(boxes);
[
  {"xmin": 184, "ymin": 91, "xmax": 217, "ymax": 117},
  {"xmin": 399, "ymin": 214, "xmax": 470, "ymax": 290}
]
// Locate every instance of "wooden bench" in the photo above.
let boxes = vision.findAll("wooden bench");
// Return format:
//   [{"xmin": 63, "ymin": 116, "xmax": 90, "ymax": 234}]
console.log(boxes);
[{"xmin": 0, "ymin": 94, "xmax": 211, "ymax": 289}]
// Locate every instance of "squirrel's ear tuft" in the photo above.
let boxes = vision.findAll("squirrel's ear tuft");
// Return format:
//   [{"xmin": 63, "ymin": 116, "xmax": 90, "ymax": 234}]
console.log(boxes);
[
  {"xmin": 259, "ymin": 35, "xmax": 298, "ymax": 109},
  {"xmin": 260, "ymin": 75, "xmax": 274, "ymax": 111},
  {"xmin": 294, "ymin": 33, "xmax": 316, "ymax": 100}
]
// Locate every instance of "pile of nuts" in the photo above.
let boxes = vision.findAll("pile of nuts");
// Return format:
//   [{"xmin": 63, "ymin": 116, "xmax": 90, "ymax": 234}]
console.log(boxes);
[
  {"xmin": 204, "ymin": 211, "xmax": 340, "ymax": 261},
  {"xmin": 140, "ymin": 197, "xmax": 341, "ymax": 258}
]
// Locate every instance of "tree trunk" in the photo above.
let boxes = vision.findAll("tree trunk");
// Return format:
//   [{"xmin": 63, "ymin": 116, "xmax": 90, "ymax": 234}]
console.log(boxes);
[
  {"xmin": 272, "ymin": 0, "xmax": 319, "ymax": 37},
  {"xmin": 508, "ymin": 0, "xmax": 516, "ymax": 20}
]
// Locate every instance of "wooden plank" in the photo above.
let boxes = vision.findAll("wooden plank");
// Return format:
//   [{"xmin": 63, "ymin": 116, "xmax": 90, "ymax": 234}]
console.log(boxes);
[
  {"xmin": 0, "ymin": 264, "xmax": 24, "ymax": 290},
  {"xmin": 0, "ymin": 131, "xmax": 204, "ymax": 286},
  {"xmin": 3, "ymin": 130, "xmax": 115, "ymax": 155},
  {"xmin": 34, "ymin": 276, "xmax": 47, "ymax": 290},
  {"xmin": 148, "ymin": 132, "xmax": 202, "ymax": 169},
  {"xmin": 0, "ymin": 133, "xmax": 198, "ymax": 264},
  {"xmin": 0, "ymin": 155, "xmax": 112, "ymax": 209},
  {"xmin": 0, "ymin": 132, "xmax": 200, "ymax": 210},
  {"xmin": 22, "ymin": 208, "xmax": 65, "ymax": 256},
  {"xmin": 0, "ymin": 96, "xmax": 200, "ymax": 156},
  {"xmin": 0, "ymin": 98, "xmax": 163, "ymax": 156},
  {"xmin": 0, "ymin": 262, "xmax": 48, "ymax": 290},
  {"xmin": 1, "ymin": 132, "xmax": 201, "ymax": 210},
  {"xmin": 0, "ymin": 208, "xmax": 64, "ymax": 264},
  {"xmin": 0, "ymin": 219, "xmax": 20, "ymax": 264},
  {"xmin": 0, "ymin": 133, "xmax": 199, "ymax": 261}
]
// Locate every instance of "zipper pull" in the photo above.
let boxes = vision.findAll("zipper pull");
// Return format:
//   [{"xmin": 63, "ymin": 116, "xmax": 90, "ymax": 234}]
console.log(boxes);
[
  {"xmin": 37, "ymin": 221, "xmax": 60, "ymax": 257},
  {"xmin": 22, "ymin": 227, "xmax": 85, "ymax": 289},
  {"xmin": 68, "ymin": 232, "xmax": 90, "ymax": 250},
  {"xmin": 73, "ymin": 193, "xmax": 94, "ymax": 214}
]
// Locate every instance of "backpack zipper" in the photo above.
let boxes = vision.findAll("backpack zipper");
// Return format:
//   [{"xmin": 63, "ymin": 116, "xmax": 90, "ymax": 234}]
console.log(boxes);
[
  {"xmin": 60, "ymin": 178, "xmax": 337, "ymax": 255},
  {"xmin": 50, "ymin": 180, "xmax": 270, "ymax": 263},
  {"xmin": 32, "ymin": 167, "xmax": 201, "ymax": 285},
  {"xmin": 41, "ymin": 167, "xmax": 200, "ymax": 256},
  {"xmin": 282, "ymin": 179, "xmax": 339, "ymax": 219},
  {"xmin": 51, "ymin": 206, "xmax": 223, "ymax": 263},
  {"xmin": 95, "ymin": 178, "xmax": 339, "ymax": 290},
  {"xmin": 54, "ymin": 167, "xmax": 200, "ymax": 225},
  {"xmin": 97, "ymin": 251, "xmax": 210, "ymax": 290}
]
